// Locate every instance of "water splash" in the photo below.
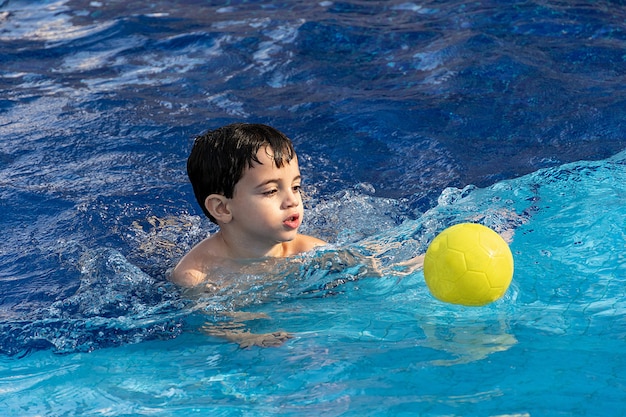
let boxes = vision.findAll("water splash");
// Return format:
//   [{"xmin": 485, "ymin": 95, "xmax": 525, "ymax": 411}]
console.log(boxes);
[{"xmin": 0, "ymin": 246, "xmax": 186, "ymax": 356}]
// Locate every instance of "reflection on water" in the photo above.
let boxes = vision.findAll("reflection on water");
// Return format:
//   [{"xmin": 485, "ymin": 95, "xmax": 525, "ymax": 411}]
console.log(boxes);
[
  {"xmin": 2, "ymin": 0, "xmax": 626, "ymax": 415},
  {"xmin": 420, "ymin": 319, "xmax": 518, "ymax": 366}
]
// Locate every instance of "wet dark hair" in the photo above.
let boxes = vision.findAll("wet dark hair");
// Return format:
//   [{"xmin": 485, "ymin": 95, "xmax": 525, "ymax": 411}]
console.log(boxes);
[{"xmin": 187, "ymin": 123, "xmax": 296, "ymax": 223}]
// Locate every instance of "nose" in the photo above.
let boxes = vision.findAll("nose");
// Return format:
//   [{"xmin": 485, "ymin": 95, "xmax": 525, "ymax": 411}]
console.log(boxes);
[{"xmin": 282, "ymin": 189, "xmax": 300, "ymax": 208}]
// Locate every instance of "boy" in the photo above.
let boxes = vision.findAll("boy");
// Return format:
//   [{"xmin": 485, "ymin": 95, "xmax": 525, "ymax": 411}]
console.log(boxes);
[
  {"xmin": 171, "ymin": 123, "xmax": 326, "ymax": 287},
  {"xmin": 171, "ymin": 123, "xmax": 326, "ymax": 348}
]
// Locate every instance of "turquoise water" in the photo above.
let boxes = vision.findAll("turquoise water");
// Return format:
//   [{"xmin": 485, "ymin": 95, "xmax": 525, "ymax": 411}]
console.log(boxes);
[
  {"xmin": 2, "ymin": 0, "xmax": 626, "ymax": 415},
  {"xmin": 4, "ymin": 152, "xmax": 626, "ymax": 415}
]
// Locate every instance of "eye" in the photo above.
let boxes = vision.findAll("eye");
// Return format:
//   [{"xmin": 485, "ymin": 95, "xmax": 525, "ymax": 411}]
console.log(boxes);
[
  {"xmin": 263, "ymin": 189, "xmax": 278, "ymax": 196},
  {"xmin": 292, "ymin": 185, "xmax": 301, "ymax": 193}
]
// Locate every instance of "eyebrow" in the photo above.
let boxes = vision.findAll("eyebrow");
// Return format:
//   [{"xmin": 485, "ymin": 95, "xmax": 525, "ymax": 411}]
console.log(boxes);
[{"xmin": 255, "ymin": 175, "xmax": 301, "ymax": 189}]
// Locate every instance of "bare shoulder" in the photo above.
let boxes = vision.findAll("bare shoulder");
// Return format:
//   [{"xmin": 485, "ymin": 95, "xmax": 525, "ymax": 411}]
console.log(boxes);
[
  {"xmin": 170, "ymin": 266, "xmax": 206, "ymax": 287},
  {"xmin": 289, "ymin": 233, "xmax": 326, "ymax": 254},
  {"xmin": 171, "ymin": 249, "xmax": 207, "ymax": 287},
  {"xmin": 170, "ymin": 236, "xmax": 220, "ymax": 287}
]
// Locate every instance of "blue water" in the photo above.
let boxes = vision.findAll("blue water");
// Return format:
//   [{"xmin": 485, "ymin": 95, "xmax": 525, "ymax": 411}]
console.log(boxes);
[{"xmin": 2, "ymin": 0, "xmax": 626, "ymax": 415}]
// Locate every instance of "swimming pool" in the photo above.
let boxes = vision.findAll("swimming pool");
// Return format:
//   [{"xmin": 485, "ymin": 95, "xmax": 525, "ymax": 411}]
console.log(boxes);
[{"xmin": 1, "ymin": 0, "xmax": 625, "ymax": 415}]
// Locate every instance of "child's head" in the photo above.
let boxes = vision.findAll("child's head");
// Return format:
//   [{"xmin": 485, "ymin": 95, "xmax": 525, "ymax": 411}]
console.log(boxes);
[{"xmin": 187, "ymin": 123, "xmax": 297, "ymax": 223}]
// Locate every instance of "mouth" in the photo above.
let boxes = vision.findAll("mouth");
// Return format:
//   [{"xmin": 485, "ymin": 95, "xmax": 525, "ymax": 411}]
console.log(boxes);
[{"xmin": 283, "ymin": 213, "xmax": 301, "ymax": 230}]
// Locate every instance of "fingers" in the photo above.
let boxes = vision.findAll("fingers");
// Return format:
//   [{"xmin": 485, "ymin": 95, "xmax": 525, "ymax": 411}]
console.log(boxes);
[
  {"xmin": 261, "ymin": 332, "xmax": 293, "ymax": 347},
  {"xmin": 236, "ymin": 331, "xmax": 294, "ymax": 348},
  {"xmin": 202, "ymin": 320, "xmax": 293, "ymax": 348}
]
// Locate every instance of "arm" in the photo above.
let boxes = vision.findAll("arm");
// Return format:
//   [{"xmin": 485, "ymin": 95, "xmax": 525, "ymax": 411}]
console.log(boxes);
[
  {"xmin": 202, "ymin": 312, "xmax": 293, "ymax": 348},
  {"xmin": 170, "ymin": 267, "xmax": 206, "ymax": 288}
]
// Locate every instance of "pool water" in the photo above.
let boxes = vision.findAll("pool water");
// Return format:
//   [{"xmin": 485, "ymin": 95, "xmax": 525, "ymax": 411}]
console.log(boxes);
[{"xmin": 1, "ymin": 0, "xmax": 626, "ymax": 415}]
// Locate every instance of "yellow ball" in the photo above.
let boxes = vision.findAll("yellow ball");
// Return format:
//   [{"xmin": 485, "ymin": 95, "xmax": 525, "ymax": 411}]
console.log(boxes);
[{"xmin": 423, "ymin": 223, "xmax": 514, "ymax": 306}]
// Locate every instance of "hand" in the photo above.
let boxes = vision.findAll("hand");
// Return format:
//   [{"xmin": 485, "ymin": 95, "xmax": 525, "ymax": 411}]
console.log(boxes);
[
  {"xmin": 202, "ymin": 324, "xmax": 293, "ymax": 348},
  {"xmin": 235, "ymin": 331, "xmax": 293, "ymax": 349}
]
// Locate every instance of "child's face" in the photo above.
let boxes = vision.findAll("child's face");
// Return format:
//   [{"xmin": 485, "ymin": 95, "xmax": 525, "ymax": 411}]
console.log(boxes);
[{"xmin": 226, "ymin": 146, "xmax": 304, "ymax": 248}]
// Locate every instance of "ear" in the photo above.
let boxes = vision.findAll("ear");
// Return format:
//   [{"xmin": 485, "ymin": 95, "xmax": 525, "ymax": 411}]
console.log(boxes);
[{"xmin": 204, "ymin": 194, "xmax": 233, "ymax": 224}]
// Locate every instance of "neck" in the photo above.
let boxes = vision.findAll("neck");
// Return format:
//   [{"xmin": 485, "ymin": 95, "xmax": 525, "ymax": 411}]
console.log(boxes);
[{"xmin": 216, "ymin": 230, "xmax": 286, "ymax": 260}]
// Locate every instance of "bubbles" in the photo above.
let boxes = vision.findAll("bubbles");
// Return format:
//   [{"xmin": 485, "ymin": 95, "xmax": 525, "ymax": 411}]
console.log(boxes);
[
  {"xmin": 303, "ymin": 187, "xmax": 413, "ymax": 244},
  {"xmin": 0, "ymin": 246, "xmax": 187, "ymax": 356},
  {"xmin": 4, "ymin": 147, "xmax": 624, "ymax": 356},
  {"xmin": 1, "ymin": 1, "xmax": 626, "ymax": 414}
]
